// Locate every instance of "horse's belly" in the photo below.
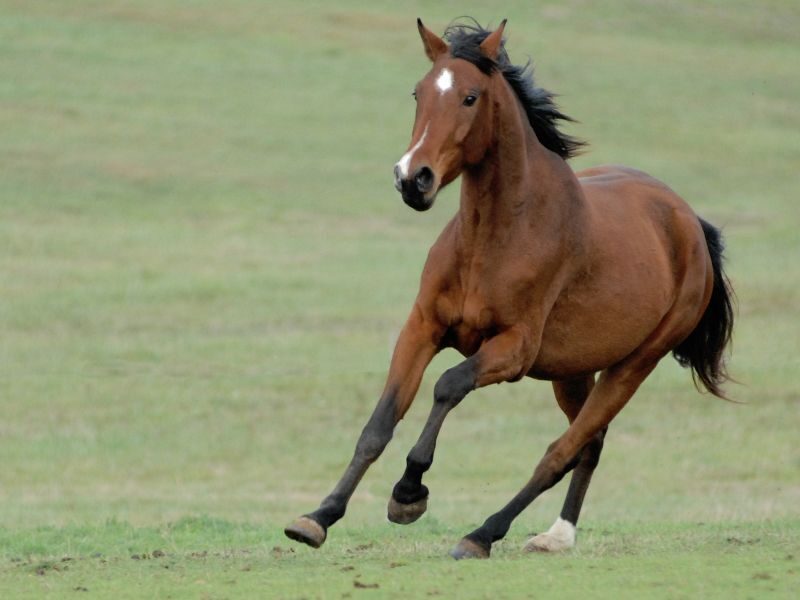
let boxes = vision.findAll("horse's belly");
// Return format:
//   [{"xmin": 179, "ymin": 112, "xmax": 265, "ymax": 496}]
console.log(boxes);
[{"xmin": 530, "ymin": 272, "xmax": 673, "ymax": 380}]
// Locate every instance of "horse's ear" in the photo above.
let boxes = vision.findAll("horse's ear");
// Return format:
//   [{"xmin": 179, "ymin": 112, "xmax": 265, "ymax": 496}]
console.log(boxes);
[
  {"xmin": 479, "ymin": 19, "xmax": 507, "ymax": 60},
  {"xmin": 417, "ymin": 18, "xmax": 447, "ymax": 62}
]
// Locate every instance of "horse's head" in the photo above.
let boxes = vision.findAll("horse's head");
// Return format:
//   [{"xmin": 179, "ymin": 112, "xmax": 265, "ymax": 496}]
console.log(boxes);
[{"xmin": 394, "ymin": 19, "xmax": 507, "ymax": 211}]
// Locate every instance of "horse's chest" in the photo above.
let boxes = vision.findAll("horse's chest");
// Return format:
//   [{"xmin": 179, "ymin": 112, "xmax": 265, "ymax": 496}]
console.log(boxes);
[
  {"xmin": 433, "ymin": 258, "xmax": 525, "ymax": 353},
  {"xmin": 437, "ymin": 288, "xmax": 501, "ymax": 356},
  {"xmin": 462, "ymin": 296, "xmax": 495, "ymax": 331}
]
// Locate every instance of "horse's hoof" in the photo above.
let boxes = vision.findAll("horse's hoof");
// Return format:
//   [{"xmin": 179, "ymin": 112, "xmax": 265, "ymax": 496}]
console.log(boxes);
[
  {"xmin": 450, "ymin": 537, "xmax": 490, "ymax": 560},
  {"xmin": 284, "ymin": 516, "xmax": 326, "ymax": 548},
  {"xmin": 523, "ymin": 532, "xmax": 573, "ymax": 553},
  {"xmin": 387, "ymin": 496, "xmax": 428, "ymax": 524},
  {"xmin": 524, "ymin": 517, "xmax": 576, "ymax": 553}
]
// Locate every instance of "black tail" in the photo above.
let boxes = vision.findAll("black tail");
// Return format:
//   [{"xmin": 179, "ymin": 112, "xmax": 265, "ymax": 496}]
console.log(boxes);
[{"xmin": 672, "ymin": 218, "xmax": 735, "ymax": 399}]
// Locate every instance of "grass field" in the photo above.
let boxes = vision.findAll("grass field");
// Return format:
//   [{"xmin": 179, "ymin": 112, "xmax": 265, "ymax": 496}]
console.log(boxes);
[{"xmin": 1, "ymin": 0, "xmax": 799, "ymax": 597}]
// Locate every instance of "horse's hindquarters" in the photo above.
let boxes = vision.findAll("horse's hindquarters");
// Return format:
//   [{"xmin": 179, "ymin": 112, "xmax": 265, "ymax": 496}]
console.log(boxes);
[{"xmin": 531, "ymin": 168, "xmax": 711, "ymax": 379}]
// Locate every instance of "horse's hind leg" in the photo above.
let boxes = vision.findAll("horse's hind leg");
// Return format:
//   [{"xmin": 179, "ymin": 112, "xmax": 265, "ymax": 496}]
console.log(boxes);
[
  {"xmin": 451, "ymin": 361, "xmax": 657, "ymax": 559},
  {"xmin": 524, "ymin": 375, "xmax": 607, "ymax": 552}
]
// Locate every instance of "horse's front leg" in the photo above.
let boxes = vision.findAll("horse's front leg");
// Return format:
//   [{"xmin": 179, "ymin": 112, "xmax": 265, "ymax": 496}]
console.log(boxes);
[
  {"xmin": 284, "ymin": 306, "xmax": 441, "ymax": 548},
  {"xmin": 388, "ymin": 326, "xmax": 534, "ymax": 525}
]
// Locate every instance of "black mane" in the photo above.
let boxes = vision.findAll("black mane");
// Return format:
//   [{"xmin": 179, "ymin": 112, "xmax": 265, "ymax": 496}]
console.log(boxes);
[{"xmin": 444, "ymin": 20, "xmax": 585, "ymax": 159}]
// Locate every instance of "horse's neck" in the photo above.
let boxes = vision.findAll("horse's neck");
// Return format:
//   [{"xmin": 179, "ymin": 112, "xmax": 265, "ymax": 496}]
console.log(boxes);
[{"xmin": 457, "ymin": 92, "xmax": 582, "ymax": 246}]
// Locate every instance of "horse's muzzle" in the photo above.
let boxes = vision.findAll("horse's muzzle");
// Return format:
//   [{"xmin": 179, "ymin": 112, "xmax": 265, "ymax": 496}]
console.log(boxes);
[{"xmin": 394, "ymin": 165, "xmax": 435, "ymax": 211}]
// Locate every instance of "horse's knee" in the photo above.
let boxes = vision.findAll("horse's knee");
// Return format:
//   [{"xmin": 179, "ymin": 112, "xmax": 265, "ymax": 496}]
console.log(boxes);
[
  {"xmin": 353, "ymin": 394, "xmax": 400, "ymax": 462},
  {"xmin": 434, "ymin": 361, "xmax": 476, "ymax": 406},
  {"xmin": 354, "ymin": 425, "xmax": 392, "ymax": 462}
]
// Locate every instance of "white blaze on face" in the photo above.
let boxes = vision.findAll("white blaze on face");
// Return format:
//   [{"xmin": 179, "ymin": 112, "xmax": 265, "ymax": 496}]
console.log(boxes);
[
  {"xmin": 396, "ymin": 123, "xmax": 429, "ymax": 179},
  {"xmin": 436, "ymin": 68, "xmax": 454, "ymax": 93}
]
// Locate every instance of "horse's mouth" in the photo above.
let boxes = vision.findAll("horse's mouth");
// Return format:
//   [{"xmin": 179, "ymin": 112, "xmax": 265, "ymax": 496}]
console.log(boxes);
[{"xmin": 398, "ymin": 181, "xmax": 436, "ymax": 211}]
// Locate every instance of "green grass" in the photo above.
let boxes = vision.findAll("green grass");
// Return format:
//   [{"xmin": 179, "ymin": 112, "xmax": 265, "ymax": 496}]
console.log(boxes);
[
  {"xmin": 1, "ymin": 0, "xmax": 799, "ymax": 597},
  {"xmin": 0, "ymin": 520, "xmax": 797, "ymax": 599}
]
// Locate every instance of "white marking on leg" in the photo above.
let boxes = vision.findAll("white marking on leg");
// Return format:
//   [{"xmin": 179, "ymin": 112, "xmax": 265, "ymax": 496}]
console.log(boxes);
[
  {"xmin": 435, "ymin": 68, "xmax": 454, "ymax": 93},
  {"xmin": 395, "ymin": 123, "xmax": 428, "ymax": 178},
  {"xmin": 523, "ymin": 517, "xmax": 576, "ymax": 552}
]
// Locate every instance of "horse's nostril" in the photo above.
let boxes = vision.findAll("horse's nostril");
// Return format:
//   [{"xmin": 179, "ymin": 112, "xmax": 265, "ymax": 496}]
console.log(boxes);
[{"xmin": 414, "ymin": 166, "xmax": 434, "ymax": 193}]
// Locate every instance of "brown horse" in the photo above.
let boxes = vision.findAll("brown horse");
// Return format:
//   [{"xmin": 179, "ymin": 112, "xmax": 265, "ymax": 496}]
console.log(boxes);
[{"xmin": 285, "ymin": 19, "xmax": 734, "ymax": 559}]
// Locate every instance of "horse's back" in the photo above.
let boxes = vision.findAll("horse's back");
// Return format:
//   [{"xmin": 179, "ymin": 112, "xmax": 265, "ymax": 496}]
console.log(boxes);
[
  {"xmin": 577, "ymin": 164, "xmax": 705, "ymax": 251},
  {"xmin": 578, "ymin": 164, "xmax": 688, "ymax": 212},
  {"xmin": 577, "ymin": 165, "xmax": 708, "ymax": 266}
]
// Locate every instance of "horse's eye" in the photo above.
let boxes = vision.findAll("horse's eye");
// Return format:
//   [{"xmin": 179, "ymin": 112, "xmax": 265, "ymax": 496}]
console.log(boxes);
[{"xmin": 463, "ymin": 95, "xmax": 478, "ymax": 107}]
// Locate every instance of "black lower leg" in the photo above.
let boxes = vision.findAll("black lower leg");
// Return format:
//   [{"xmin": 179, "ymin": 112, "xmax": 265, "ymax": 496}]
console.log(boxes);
[
  {"xmin": 560, "ymin": 428, "xmax": 606, "ymax": 525},
  {"xmin": 464, "ymin": 447, "xmax": 581, "ymax": 551},
  {"xmin": 391, "ymin": 360, "xmax": 476, "ymax": 505},
  {"xmin": 391, "ymin": 449, "xmax": 432, "ymax": 504},
  {"xmin": 306, "ymin": 391, "xmax": 398, "ymax": 529}
]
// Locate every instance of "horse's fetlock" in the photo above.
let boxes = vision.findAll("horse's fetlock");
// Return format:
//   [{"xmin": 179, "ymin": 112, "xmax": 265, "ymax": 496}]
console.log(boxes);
[
  {"xmin": 405, "ymin": 455, "xmax": 432, "ymax": 474},
  {"xmin": 392, "ymin": 480, "xmax": 429, "ymax": 505}
]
